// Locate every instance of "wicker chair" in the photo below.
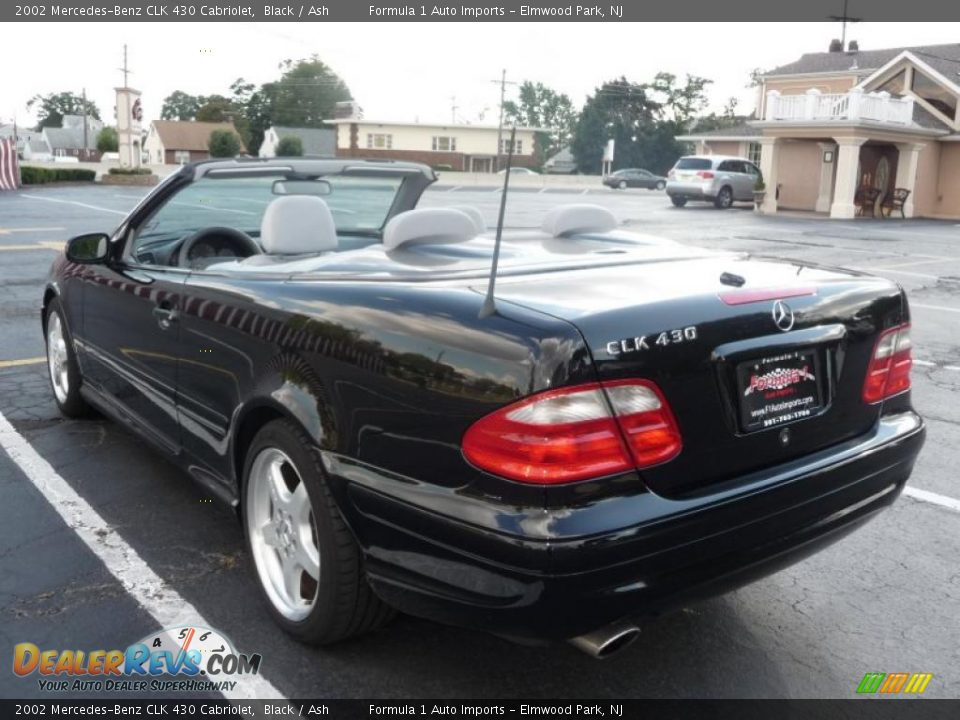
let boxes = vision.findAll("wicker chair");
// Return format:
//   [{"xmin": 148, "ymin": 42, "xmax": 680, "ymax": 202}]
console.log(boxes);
[{"xmin": 882, "ymin": 188, "xmax": 912, "ymax": 219}]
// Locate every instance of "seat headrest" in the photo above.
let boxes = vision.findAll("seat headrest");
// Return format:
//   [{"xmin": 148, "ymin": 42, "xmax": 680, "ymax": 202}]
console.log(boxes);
[
  {"xmin": 383, "ymin": 208, "xmax": 477, "ymax": 251},
  {"xmin": 541, "ymin": 204, "xmax": 618, "ymax": 237},
  {"xmin": 260, "ymin": 195, "xmax": 337, "ymax": 254},
  {"xmin": 448, "ymin": 205, "xmax": 486, "ymax": 234}
]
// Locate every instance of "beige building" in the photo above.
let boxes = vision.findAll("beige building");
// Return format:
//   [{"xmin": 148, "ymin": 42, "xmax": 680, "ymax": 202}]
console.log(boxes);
[
  {"xmin": 678, "ymin": 43, "xmax": 960, "ymax": 220},
  {"xmin": 144, "ymin": 120, "xmax": 246, "ymax": 165},
  {"xmin": 325, "ymin": 118, "xmax": 542, "ymax": 172}
]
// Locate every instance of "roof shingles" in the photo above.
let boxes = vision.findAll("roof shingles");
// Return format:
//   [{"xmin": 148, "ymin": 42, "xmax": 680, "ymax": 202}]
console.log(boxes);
[
  {"xmin": 152, "ymin": 121, "xmax": 246, "ymax": 152},
  {"xmin": 767, "ymin": 43, "xmax": 960, "ymax": 81}
]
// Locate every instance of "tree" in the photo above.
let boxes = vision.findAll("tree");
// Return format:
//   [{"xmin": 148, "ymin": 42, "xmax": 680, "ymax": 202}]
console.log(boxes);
[
  {"xmin": 96, "ymin": 127, "xmax": 118, "ymax": 153},
  {"xmin": 649, "ymin": 73, "xmax": 713, "ymax": 124},
  {"xmin": 276, "ymin": 135, "xmax": 303, "ymax": 156},
  {"xmin": 208, "ymin": 130, "xmax": 241, "ymax": 158},
  {"xmin": 570, "ymin": 74, "xmax": 714, "ymax": 175},
  {"xmin": 270, "ymin": 56, "xmax": 352, "ymax": 127},
  {"xmin": 689, "ymin": 97, "xmax": 753, "ymax": 135},
  {"xmin": 196, "ymin": 95, "xmax": 233, "ymax": 122},
  {"xmin": 240, "ymin": 56, "xmax": 352, "ymax": 153},
  {"xmin": 161, "ymin": 91, "xmax": 203, "ymax": 121},
  {"xmin": 503, "ymin": 81, "xmax": 579, "ymax": 162},
  {"xmin": 27, "ymin": 92, "xmax": 100, "ymax": 130}
]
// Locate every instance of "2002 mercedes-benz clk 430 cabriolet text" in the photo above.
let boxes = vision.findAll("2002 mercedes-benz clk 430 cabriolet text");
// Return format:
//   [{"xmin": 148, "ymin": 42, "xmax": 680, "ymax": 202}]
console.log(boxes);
[{"xmin": 43, "ymin": 158, "xmax": 925, "ymax": 657}]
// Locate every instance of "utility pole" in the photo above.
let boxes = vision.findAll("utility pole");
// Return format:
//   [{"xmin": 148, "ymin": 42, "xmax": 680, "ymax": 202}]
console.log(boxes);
[
  {"xmin": 82, "ymin": 88, "xmax": 89, "ymax": 159},
  {"xmin": 491, "ymin": 69, "xmax": 518, "ymax": 171},
  {"xmin": 118, "ymin": 44, "xmax": 130, "ymax": 88},
  {"xmin": 450, "ymin": 95, "xmax": 458, "ymax": 124}
]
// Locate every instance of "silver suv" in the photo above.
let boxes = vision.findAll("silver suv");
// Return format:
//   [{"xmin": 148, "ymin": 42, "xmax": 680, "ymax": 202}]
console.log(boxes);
[{"xmin": 666, "ymin": 155, "xmax": 762, "ymax": 209}]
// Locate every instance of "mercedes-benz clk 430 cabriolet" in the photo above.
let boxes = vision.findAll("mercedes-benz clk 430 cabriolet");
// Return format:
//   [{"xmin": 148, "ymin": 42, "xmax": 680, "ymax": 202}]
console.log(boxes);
[{"xmin": 43, "ymin": 158, "xmax": 925, "ymax": 658}]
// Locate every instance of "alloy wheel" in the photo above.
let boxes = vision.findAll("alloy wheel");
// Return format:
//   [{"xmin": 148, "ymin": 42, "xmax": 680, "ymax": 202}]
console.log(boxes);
[
  {"xmin": 47, "ymin": 313, "xmax": 70, "ymax": 404},
  {"xmin": 246, "ymin": 447, "xmax": 320, "ymax": 621}
]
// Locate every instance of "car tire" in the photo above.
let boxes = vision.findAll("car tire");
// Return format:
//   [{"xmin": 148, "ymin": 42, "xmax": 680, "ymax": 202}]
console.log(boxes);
[
  {"xmin": 656, "ymin": 181, "xmax": 666, "ymax": 191},
  {"xmin": 242, "ymin": 418, "xmax": 395, "ymax": 645},
  {"xmin": 670, "ymin": 196, "xmax": 687, "ymax": 207},
  {"xmin": 45, "ymin": 298, "xmax": 90, "ymax": 418},
  {"xmin": 714, "ymin": 186, "xmax": 733, "ymax": 209},
  {"xmin": 617, "ymin": 180, "xmax": 627, "ymax": 190}
]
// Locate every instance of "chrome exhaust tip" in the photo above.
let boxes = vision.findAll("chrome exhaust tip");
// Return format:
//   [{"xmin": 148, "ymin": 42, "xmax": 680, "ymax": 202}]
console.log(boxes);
[{"xmin": 568, "ymin": 622, "xmax": 640, "ymax": 659}]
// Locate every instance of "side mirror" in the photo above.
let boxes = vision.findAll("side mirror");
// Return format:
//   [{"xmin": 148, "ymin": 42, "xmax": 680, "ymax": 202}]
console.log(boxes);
[{"xmin": 65, "ymin": 233, "xmax": 110, "ymax": 264}]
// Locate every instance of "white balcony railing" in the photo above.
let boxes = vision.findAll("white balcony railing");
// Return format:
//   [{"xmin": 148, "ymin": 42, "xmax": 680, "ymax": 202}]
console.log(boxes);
[{"xmin": 765, "ymin": 88, "xmax": 914, "ymax": 126}]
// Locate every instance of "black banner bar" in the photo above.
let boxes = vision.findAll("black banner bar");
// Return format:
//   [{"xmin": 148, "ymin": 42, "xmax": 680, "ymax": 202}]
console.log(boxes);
[
  {"xmin": 6, "ymin": 0, "xmax": 960, "ymax": 22},
  {"xmin": 3, "ymin": 700, "xmax": 960, "ymax": 719}
]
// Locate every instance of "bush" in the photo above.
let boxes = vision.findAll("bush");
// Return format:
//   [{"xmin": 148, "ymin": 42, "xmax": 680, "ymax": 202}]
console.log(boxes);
[
  {"xmin": 276, "ymin": 136, "xmax": 303, "ymax": 156},
  {"xmin": 20, "ymin": 166, "xmax": 96, "ymax": 184},
  {"xmin": 208, "ymin": 130, "xmax": 242, "ymax": 158},
  {"xmin": 96, "ymin": 127, "xmax": 118, "ymax": 153},
  {"xmin": 108, "ymin": 167, "xmax": 153, "ymax": 175},
  {"xmin": 433, "ymin": 164, "xmax": 454, "ymax": 172}
]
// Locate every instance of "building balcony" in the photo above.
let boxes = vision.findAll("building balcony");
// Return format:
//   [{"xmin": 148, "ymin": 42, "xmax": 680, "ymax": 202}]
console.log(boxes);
[{"xmin": 765, "ymin": 88, "xmax": 915, "ymax": 126}]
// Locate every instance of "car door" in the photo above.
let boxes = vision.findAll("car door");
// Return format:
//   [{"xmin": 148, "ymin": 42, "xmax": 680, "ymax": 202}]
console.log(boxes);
[
  {"xmin": 635, "ymin": 170, "xmax": 653, "ymax": 188},
  {"xmin": 737, "ymin": 161, "xmax": 757, "ymax": 200},
  {"xmin": 77, "ymin": 237, "xmax": 187, "ymax": 454}
]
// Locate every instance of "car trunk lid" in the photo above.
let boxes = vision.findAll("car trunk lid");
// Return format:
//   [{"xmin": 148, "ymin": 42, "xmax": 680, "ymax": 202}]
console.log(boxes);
[{"xmin": 485, "ymin": 256, "xmax": 904, "ymax": 498}]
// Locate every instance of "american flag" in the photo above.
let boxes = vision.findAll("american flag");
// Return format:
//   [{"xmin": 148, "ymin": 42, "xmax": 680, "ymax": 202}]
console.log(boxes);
[{"xmin": 0, "ymin": 137, "xmax": 21, "ymax": 190}]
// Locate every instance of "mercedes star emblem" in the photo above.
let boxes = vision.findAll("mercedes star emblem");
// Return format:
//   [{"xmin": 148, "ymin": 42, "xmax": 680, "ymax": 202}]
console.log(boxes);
[{"xmin": 772, "ymin": 300, "xmax": 795, "ymax": 332}]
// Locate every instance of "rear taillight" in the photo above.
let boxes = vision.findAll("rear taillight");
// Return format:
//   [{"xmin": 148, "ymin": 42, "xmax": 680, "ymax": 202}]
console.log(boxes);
[
  {"xmin": 696, "ymin": 170, "xmax": 715, "ymax": 179},
  {"xmin": 462, "ymin": 380, "xmax": 682, "ymax": 484},
  {"xmin": 863, "ymin": 324, "xmax": 913, "ymax": 404}
]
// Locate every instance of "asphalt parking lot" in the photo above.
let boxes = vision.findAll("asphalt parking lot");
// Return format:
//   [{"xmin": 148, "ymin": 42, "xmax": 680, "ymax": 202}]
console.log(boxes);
[{"xmin": 1, "ymin": 182, "xmax": 959, "ymax": 700}]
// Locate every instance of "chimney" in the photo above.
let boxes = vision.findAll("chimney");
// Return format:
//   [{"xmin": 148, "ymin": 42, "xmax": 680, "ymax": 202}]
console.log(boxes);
[
  {"xmin": 829, "ymin": 39, "xmax": 843, "ymax": 53},
  {"xmin": 847, "ymin": 40, "xmax": 859, "ymax": 52}
]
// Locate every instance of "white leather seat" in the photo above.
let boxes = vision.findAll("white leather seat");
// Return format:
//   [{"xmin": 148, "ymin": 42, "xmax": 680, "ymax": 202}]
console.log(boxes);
[
  {"xmin": 241, "ymin": 195, "xmax": 337, "ymax": 265},
  {"xmin": 383, "ymin": 208, "xmax": 477, "ymax": 251},
  {"xmin": 541, "ymin": 204, "xmax": 618, "ymax": 237}
]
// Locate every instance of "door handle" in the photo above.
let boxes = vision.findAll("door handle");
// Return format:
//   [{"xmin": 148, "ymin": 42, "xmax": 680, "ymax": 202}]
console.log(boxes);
[{"xmin": 152, "ymin": 305, "xmax": 179, "ymax": 330}]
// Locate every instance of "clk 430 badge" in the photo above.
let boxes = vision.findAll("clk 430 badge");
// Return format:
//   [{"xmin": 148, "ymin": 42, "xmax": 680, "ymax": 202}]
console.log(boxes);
[{"xmin": 606, "ymin": 326, "xmax": 698, "ymax": 356}]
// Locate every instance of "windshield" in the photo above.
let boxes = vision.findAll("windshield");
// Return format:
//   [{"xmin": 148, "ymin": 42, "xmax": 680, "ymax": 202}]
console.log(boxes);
[{"xmin": 135, "ymin": 173, "xmax": 404, "ymax": 245}]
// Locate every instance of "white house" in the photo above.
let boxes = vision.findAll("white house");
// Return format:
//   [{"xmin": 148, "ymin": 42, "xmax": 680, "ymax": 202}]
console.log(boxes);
[
  {"xmin": 259, "ymin": 126, "xmax": 336, "ymax": 157},
  {"xmin": 324, "ymin": 117, "xmax": 543, "ymax": 172}
]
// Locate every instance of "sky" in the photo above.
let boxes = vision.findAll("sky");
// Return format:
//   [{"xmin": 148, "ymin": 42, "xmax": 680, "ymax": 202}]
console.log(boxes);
[{"xmin": 3, "ymin": 22, "xmax": 960, "ymax": 128}]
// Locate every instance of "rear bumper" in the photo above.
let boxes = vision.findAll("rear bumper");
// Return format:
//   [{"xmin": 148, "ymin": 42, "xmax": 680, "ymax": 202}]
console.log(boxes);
[
  {"xmin": 329, "ymin": 411, "xmax": 925, "ymax": 642},
  {"xmin": 666, "ymin": 181, "xmax": 715, "ymax": 199}
]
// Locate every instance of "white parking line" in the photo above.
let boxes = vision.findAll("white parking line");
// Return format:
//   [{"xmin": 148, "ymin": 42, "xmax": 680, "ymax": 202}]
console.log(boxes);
[
  {"xmin": 446, "ymin": 186, "xmax": 461, "ymax": 193},
  {"xmin": 903, "ymin": 486, "xmax": 960, "ymax": 513},
  {"xmin": 19, "ymin": 194, "xmax": 128, "ymax": 216},
  {"xmin": 0, "ymin": 411, "xmax": 286, "ymax": 701}
]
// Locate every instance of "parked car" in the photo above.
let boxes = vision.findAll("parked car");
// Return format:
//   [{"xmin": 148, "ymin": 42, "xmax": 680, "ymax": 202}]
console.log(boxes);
[
  {"xmin": 496, "ymin": 166, "xmax": 539, "ymax": 175},
  {"xmin": 666, "ymin": 155, "xmax": 762, "ymax": 208},
  {"xmin": 44, "ymin": 158, "xmax": 924, "ymax": 657},
  {"xmin": 603, "ymin": 168, "xmax": 667, "ymax": 190}
]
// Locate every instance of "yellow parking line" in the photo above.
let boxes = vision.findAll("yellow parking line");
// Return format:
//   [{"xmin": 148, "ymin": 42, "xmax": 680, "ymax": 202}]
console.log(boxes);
[
  {"xmin": 0, "ymin": 241, "xmax": 62, "ymax": 252},
  {"xmin": 0, "ymin": 357, "xmax": 46, "ymax": 369},
  {"xmin": 0, "ymin": 227, "xmax": 66, "ymax": 235}
]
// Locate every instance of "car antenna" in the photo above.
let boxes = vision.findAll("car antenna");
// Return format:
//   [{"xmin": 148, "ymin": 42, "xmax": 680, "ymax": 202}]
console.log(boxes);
[{"xmin": 479, "ymin": 125, "xmax": 517, "ymax": 319}]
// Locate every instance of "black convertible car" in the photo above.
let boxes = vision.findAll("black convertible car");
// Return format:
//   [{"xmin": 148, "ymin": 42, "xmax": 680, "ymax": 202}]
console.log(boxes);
[{"xmin": 43, "ymin": 158, "xmax": 924, "ymax": 658}]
